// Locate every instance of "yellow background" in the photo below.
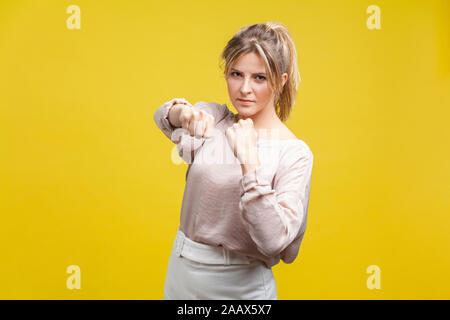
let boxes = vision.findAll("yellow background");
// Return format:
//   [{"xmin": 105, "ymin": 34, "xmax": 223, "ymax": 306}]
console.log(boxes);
[{"xmin": 1, "ymin": 0, "xmax": 449, "ymax": 299}]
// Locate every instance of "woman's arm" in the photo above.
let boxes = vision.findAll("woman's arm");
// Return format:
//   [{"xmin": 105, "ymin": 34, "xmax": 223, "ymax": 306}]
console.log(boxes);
[
  {"xmin": 153, "ymin": 98, "xmax": 230, "ymax": 164},
  {"xmin": 153, "ymin": 98, "xmax": 192, "ymax": 141},
  {"xmin": 239, "ymin": 143, "xmax": 314, "ymax": 261}
]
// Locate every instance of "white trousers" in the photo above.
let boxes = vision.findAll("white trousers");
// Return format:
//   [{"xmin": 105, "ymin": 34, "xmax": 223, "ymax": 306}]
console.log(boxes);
[{"xmin": 164, "ymin": 228, "xmax": 277, "ymax": 300}]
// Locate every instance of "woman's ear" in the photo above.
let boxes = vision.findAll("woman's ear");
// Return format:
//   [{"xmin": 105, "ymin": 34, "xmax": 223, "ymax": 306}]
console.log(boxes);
[{"xmin": 282, "ymin": 73, "xmax": 288, "ymax": 87}]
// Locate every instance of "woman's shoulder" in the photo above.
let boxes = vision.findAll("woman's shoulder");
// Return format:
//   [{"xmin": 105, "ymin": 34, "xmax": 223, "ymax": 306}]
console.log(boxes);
[
  {"xmin": 258, "ymin": 125, "xmax": 312, "ymax": 155},
  {"xmin": 274, "ymin": 136, "xmax": 313, "ymax": 168},
  {"xmin": 281, "ymin": 125, "xmax": 312, "ymax": 155},
  {"xmin": 281, "ymin": 139, "xmax": 312, "ymax": 157}
]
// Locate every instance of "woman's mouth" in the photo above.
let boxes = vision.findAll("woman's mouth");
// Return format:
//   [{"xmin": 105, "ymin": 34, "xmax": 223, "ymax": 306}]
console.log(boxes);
[{"xmin": 238, "ymin": 98, "xmax": 255, "ymax": 105}]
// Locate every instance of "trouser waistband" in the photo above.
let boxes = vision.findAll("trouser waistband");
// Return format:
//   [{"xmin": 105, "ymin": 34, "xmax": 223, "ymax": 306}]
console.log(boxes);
[{"xmin": 173, "ymin": 228, "xmax": 255, "ymax": 265}]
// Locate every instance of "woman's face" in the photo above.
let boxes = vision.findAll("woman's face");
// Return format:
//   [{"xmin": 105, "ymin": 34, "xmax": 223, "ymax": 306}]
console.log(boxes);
[{"xmin": 226, "ymin": 52, "xmax": 276, "ymax": 119}]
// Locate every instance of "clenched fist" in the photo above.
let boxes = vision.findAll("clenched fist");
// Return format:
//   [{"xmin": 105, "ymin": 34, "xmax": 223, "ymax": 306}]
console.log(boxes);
[
  {"xmin": 225, "ymin": 118, "xmax": 261, "ymax": 173},
  {"xmin": 169, "ymin": 103, "xmax": 215, "ymax": 138}
]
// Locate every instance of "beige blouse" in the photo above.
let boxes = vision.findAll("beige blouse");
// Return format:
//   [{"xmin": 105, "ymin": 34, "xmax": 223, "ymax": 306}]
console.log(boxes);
[{"xmin": 153, "ymin": 98, "xmax": 314, "ymax": 268}]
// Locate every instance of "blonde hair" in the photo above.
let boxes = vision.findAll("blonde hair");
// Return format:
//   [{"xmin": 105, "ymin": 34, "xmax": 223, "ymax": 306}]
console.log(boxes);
[{"xmin": 220, "ymin": 22, "xmax": 301, "ymax": 122}]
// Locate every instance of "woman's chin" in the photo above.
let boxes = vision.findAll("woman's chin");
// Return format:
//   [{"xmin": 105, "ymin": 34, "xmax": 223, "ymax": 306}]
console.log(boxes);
[{"xmin": 235, "ymin": 106, "xmax": 254, "ymax": 116}]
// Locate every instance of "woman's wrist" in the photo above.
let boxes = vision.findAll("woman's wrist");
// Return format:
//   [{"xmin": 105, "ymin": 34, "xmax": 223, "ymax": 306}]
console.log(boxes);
[{"xmin": 241, "ymin": 160, "xmax": 261, "ymax": 176}]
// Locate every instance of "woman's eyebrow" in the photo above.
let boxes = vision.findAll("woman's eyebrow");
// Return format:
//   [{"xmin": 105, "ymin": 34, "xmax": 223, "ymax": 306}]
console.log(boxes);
[{"xmin": 231, "ymin": 68, "xmax": 266, "ymax": 75}]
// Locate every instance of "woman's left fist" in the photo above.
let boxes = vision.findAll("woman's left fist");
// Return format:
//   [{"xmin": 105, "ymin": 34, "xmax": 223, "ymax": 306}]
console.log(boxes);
[{"xmin": 225, "ymin": 118, "xmax": 260, "ymax": 168}]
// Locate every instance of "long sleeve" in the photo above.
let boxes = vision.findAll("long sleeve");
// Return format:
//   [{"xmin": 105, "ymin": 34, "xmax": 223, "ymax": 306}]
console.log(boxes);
[
  {"xmin": 153, "ymin": 98, "xmax": 229, "ymax": 164},
  {"xmin": 238, "ymin": 143, "xmax": 314, "ymax": 261}
]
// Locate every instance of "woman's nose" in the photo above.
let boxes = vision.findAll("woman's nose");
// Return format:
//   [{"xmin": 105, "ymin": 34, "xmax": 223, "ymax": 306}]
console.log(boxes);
[{"xmin": 240, "ymin": 78, "xmax": 252, "ymax": 94}]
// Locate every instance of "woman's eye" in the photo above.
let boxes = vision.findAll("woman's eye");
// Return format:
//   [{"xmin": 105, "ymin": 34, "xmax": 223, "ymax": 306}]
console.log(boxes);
[{"xmin": 230, "ymin": 72, "xmax": 265, "ymax": 80}]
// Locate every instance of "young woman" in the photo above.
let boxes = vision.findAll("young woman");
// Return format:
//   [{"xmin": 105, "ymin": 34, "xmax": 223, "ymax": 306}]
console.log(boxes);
[{"xmin": 153, "ymin": 22, "xmax": 314, "ymax": 300}]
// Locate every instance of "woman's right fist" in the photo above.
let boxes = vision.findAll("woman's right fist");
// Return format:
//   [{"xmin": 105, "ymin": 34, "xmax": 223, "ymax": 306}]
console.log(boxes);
[{"xmin": 176, "ymin": 103, "xmax": 215, "ymax": 138}]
